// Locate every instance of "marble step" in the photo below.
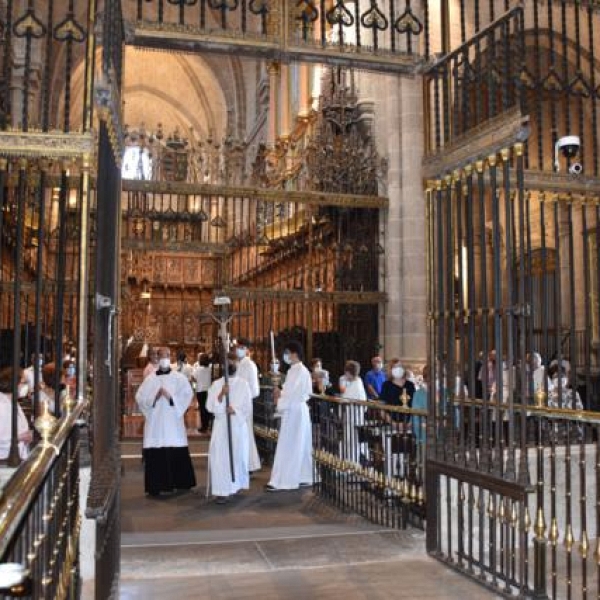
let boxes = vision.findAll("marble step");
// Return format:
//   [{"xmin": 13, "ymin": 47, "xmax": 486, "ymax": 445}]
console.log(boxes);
[{"xmin": 120, "ymin": 528, "xmax": 426, "ymax": 580}]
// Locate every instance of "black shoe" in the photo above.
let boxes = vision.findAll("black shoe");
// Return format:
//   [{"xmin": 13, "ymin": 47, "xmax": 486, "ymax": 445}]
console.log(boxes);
[
  {"xmin": 215, "ymin": 496, "xmax": 228, "ymax": 504},
  {"xmin": 264, "ymin": 484, "xmax": 280, "ymax": 492},
  {"xmin": 299, "ymin": 482, "xmax": 312, "ymax": 488}
]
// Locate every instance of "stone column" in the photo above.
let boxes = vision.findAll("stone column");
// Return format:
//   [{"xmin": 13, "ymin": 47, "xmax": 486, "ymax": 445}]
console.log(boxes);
[
  {"xmin": 279, "ymin": 63, "xmax": 291, "ymax": 139},
  {"xmin": 298, "ymin": 64, "xmax": 311, "ymax": 118},
  {"xmin": 383, "ymin": 75, "xmax": 427, "ymax": 366},
  {"xmin": 267, "ymin": 62, "xmax": 279, "ymax": 147}
]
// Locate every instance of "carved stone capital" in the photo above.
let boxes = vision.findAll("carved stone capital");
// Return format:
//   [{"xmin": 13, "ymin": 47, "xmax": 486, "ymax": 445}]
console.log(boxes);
[{"xmin": 0, "ymin": 130, "xmax": 95, "ymax": 159}]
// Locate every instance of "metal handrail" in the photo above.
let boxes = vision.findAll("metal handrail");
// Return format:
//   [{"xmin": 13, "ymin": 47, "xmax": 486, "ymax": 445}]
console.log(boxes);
[
  {"xmin": 310, "ymin": 392, "xmax": 428, "ymax": 416},
  {"xmin": 445, "ymin": 395, "xmax": 600, "ymax": 423},
  {"xmin": 0, "ymin": 401, "xmax": 86, "ymax": 557}
]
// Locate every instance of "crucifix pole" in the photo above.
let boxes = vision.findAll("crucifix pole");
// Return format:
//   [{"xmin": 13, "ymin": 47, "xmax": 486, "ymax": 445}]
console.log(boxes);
[{"xmin": 201, "ymin": 296, "xmax": 251, "ymax": 483}]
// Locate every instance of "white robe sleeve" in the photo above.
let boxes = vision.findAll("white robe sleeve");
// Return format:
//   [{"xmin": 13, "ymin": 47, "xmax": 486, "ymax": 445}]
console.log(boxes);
[
  {"xmin": 277, "ymin": 364, "xmax": 312, "ymax": 411},
  {"xmin": 207, "ymin": 379, "xmax": 226, "ymax": 414},
  {"xmin": 135, "ymin": 375, "xmax": 160, "ymax": 417},
  {"xmin": 233, "ymin": 379, "xmax": 252, "ymax": 420},
  {"xmin": 170, "ymin": 373, "xmax": 194, "ymax": 418},
  {"xmin": 247, "ymin": 361, "xmax": 260, "ymax": 399}
]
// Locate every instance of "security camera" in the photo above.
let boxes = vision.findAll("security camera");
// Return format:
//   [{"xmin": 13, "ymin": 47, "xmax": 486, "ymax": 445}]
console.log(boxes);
[
  {"xmin": 569, "ymin": 162, "xmax": 583, "ymax": 176},
  {"xmin": 555, "ymin": 135, "xmax": 581, "ymax": 172}
]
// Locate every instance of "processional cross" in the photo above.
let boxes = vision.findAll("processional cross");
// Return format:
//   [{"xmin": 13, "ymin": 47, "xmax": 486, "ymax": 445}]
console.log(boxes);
[{"xmin": 200, "ymin": 296, "xmax": 250, "ymax": 482}]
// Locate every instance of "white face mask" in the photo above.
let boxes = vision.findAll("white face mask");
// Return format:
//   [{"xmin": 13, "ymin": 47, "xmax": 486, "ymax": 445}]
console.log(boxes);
[
  {"xmin": 283, "ymin": 352, "xmax": 292, "ymax": 365},
  {"xmin": 159, "ymin": 358, "xmax": 171, "ymax": 370},
  {"xmin": 67, "ymin": 366, "xmax": 75, "ymax": 377},
  {"xmin": 18, "ymin": 383, "xmax": 29, "ymax": 398},
  {"xmin": 391, "ymin": 366, "xmax": 405, "ymax": 380},
  {"xmin": 236, "ymin": 348, "xmax": 246, "ymax": 359},
  {"xmin": 38, "ymin": 358, "xmax": 43, "ymax": 367}
]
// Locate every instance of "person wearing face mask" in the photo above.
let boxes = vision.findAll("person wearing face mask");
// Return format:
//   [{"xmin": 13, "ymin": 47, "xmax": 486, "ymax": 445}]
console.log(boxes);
[
  {"xmin": 63, "ymin": 359, "xmax": 76, "ymax": 399},
  {"xmin": 207, "ymin": 352, "xmax": 252, "ymax": 503},
  {"xmin": 0, "ymin": 367, "xmax": 33, "ymax": 461},
  {"xmin": 364, "ymin": 356, "xmax": 386, "ymax": 400},
  {"xmin": 379, "ymin": 360, "xmax": 416, "ymax": 480},
  {"xmin": 310, "ymin": 358, "xmax": 330, "ymax": 394},
  {"xmin": 135, "ymin": 347, "xmax": 196, "ymax": 497},
  {"xmin": 265, "ymin": 341, "xmax": 313, "ymax": 492},
  {"xmin": 234, "ymin": 339, "xmax": 261, "ymax": 473},
  {"xmin": 380, "ymin": 359, "xmax": 416, "ymax": 420}
]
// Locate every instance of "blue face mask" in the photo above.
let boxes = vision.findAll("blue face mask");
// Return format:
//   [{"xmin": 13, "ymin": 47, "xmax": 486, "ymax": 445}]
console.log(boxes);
[
  {"xmin": 283, "ymin": 352, "xmax": 292, "ymax": 365},
  {"xmin": 67, "ymin": 366, "xmax": 75, "ymax": 377}
]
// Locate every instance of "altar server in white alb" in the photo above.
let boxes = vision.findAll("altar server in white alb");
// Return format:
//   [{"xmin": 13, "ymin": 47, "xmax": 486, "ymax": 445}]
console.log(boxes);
[
  {"xmin": 234, "ymin": 338, "xmax": 261, "ymax": 472},
  {"xmin": 266, "ymin": 341, "xmax": 313, "ymax": 491},
  {"xmin": 207, "ymin": 352, "xmax": 252, "ymax": 503},
  {"xmin": 135, "ymin": 347, "xmax": 197, "ymax": 496}
]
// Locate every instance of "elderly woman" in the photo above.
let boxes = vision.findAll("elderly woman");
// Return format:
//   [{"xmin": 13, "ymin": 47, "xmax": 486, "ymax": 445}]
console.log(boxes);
[
  {"xmin": 339, "ymin": 360, "xmax": 368, "ymax": 464},
  {"xmin": 0, "ymin": 367, "xmax": 33, "ymax": 461}
]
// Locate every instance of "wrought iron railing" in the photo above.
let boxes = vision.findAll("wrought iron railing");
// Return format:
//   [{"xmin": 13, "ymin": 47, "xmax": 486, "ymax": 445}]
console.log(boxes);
[
  {"xmin": 131, "ymin": 0, "xmax": 424, "ymax": 57},
  {"xmin": 429, "ymin": 400, "xmax": 600, "ymax": 599},
  {"xmin": 312, "ymin": 393, "xmax": 426, "ymax": 529},
  {"xmin": 0, "ymin": 0, "xmax": 93, "ymax": 133},
  {"xmin": 0, "ymin": 402, "xmax": 85, "ymax": 599},
  {"xmin": 423, "ymin": 0, "xmax": 600, "ymax": 175},
  {"xmin": 254, "ymin": 386, "xmax": 427, "ymax": 529},
  {"xmin": 426, "ymin": 139, "xmax": 600, "ymax": 596},
  {"xmin": 424, "ymin": 7, "xmax": 524, "ymax": 155}
]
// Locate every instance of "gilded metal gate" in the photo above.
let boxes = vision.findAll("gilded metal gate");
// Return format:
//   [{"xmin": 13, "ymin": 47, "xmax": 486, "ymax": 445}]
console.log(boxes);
[{"xmin": 424, "ymin": 2, "xmax": 600, "ymax": 597}]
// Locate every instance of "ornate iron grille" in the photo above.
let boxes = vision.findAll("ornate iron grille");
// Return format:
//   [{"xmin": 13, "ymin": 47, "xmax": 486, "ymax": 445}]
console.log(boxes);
[
  {"xmin": 424, "ymin": 0, "xmax": 600, "ymax": 176},
  {"xmin": 0, "ymin": 0, "xmax": 92, "ymax": 133}
]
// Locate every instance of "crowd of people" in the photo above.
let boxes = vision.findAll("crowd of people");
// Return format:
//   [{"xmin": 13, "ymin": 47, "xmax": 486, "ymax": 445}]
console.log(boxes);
[
  {"xmin": 0, "ymin": 348, "xmax": 79, "ymax": 463},
  {"xmin": 136, "ymin": 339, "xmax": 314, "ymax": 503},
  {"xmin": 135, "ymin": 343, "xmax": 432, "ymax": 503}
]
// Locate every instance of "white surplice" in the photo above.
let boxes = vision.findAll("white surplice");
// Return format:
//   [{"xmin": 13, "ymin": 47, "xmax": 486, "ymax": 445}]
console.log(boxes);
[
  {"xmin": 268, "ymin": 361, "xmax": 313, "ymax": 489},
  {"xmin": 207, "ymin": 376, "xmax": 251, "ymax": 497},
  {"xmin": 135, "ymin": 370, "xmax": 194, "ymax": 449},
  {"xmin": 236, "ymin": 356, "xmax": 261, "ymax": 471}
]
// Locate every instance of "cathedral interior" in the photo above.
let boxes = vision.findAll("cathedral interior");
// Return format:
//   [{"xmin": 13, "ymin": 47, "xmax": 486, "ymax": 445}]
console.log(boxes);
[{"xmin": 0, "ymin": 0, "xmax": 599, "ymax": 598}]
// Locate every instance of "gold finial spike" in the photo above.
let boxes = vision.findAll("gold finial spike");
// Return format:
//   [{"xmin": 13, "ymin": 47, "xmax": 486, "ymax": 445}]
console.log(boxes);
[
  {"xmin": 459, "ymin": 484, "xmax": 465, "ymax": 503},
  {"xmin": 498, "ymin": 499, "xmax": 506, "ymax": 522},
  {"xmin": 400, "ymin": 389, "xmax": 410, "ymax": 407},
  {"xmin": 34, "ymin": 400, "xmax": 58, "ymax": 445},
  {"xmin": 593, "ymin": 538, "xmax": 600, "ymax": 564},
  {"xmin": 548, "ymin": 517, "xmax": 559, "ymax": 545},
  {"xmin": 564, "ymin": 524, "xmax": 574, "ymax": 552},
  {"xmin": 410, "ymin": 483, "xmax": 417, "ymax": 502},
  {"xmin": 580, "ymin": 530, "xmax": 589, "ymax": 559},
  {"xmin": 417, "ymin": 486, "xmax": 425, "ymax": 505},
  {"xmin": 534, "ymin": 507, "xmax": 546, "ymax": 540},
  {"xmin": 511, "ymin": 504, "xmax": 518, "ymax": 528},
  {"xmin": 487, "ymin": 495, "xmax": 495, "ymax": 518},
  {"xmin": 534, "ymin": 385, "xmax": 546, "ymax": 408},
  {"xmin": 524, "ymin": 507, "xmax": 531, "ymax": 532}
]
